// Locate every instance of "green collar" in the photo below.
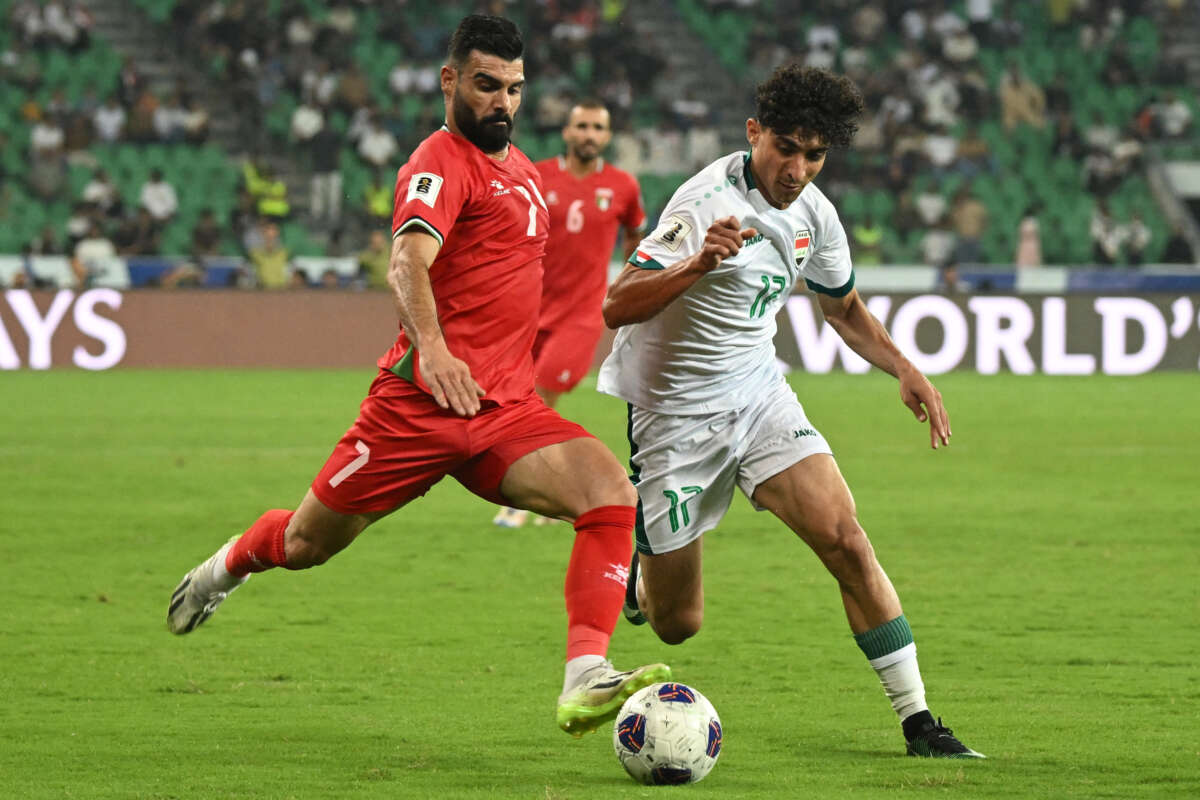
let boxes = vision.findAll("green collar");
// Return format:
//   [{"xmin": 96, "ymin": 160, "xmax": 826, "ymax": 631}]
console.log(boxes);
[{"xmin": 742, "ymin": 152, "xmax": 756, "ymax": 192}]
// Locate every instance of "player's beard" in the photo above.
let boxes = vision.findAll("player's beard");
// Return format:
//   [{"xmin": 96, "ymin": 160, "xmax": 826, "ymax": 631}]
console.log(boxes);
[
  {"xmin": 453, "ymin": 90, "xmax": 513, "ymax": 153},
  {"xmin": 570, "ymin": 141, "xmax": 600, "ymax": 163}
]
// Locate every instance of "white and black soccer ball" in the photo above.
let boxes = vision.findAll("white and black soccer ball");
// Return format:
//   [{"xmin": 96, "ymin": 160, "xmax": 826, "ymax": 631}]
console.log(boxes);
[{"xmin": 612, "ymin": 682, "xmax": 722, "ymax": 785}]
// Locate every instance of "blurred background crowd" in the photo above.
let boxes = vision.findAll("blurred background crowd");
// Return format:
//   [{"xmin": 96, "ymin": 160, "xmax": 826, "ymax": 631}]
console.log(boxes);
[{"xmin": 2, "ymin": 0, "xmax": 1198, "ymax": 290}]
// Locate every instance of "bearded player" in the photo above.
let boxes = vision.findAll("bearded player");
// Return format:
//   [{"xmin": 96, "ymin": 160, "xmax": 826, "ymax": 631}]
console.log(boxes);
[
  {"xmin": 166, "ymin": 14, "xmax": 669, "ymax": 737},
  {"xmin": 493, "ymin": 100, "xmax": 645, "ymax": 529}
]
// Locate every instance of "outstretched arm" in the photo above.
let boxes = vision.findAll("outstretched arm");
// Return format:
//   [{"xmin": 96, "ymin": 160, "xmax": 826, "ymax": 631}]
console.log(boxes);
[
  {"xmin": 817, "ymin": 289, "xmax": 951, "ymax": 449},
  {"xmin": 388, "ymin": 230, "xmax": 486, "ymax": 417},
  {"xmin": 602, "ymin": 216, "xmax": 757, "ymax": 328}
]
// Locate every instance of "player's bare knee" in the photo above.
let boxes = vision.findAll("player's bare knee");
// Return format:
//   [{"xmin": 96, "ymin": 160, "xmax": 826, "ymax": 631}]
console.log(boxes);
[
  {"xmin": 809, "ymin": 517, "xmax": 873, "ymax": 579},
  {"xmin": 651, "ymin": 608, "xmax": 703, "ymax": 645},
  {"xmin": 589, "ymin": 468, "xmax": 638, "ymax": 509},
  {"xmin": 607, "ymin": 478, "xmax": 639, "ymax": 509}
]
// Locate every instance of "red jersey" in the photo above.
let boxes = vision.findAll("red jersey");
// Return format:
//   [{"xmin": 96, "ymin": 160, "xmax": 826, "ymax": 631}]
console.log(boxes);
[
  {"xmin": 534, "ymin": 157, "xmax": 645, "ymax": 332},
  {"xmin": 383, "ymin": 128, "xmax": 549, "ymax": 404}
]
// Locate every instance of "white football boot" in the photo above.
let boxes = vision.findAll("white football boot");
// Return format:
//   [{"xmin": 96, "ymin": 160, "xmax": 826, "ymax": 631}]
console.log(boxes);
[{"xmin": 167, "ymin": 536, "xmax": 248, "ymax": 634}]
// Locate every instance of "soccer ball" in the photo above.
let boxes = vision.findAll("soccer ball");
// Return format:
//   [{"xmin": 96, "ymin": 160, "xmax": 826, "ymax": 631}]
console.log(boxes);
[{"xmin": 612, "ymin": 682, "xmax": 722, "ymax": 785}]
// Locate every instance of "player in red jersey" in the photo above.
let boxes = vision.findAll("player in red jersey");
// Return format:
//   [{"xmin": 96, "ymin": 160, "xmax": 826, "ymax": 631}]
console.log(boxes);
[
  {"xmin": 166, "ymin": 14, "xmax": 669, "ymax": 737},
  {"xmin": 493, "ymin": 100, "xmax": 646, "ymax": 528},
  {"xmin": 534, "ymin": 100, "xmax": 646, "ymax": 407}
]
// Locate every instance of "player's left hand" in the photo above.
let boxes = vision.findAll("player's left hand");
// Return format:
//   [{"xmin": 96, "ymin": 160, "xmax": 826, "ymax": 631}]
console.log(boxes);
[
  {"xmin": 420, "ymin": 339, "xmax": 487, "ymax": 417},
  {"xmin": 898, "ymin": 366, "xmax": 951, "ymax": 450}
]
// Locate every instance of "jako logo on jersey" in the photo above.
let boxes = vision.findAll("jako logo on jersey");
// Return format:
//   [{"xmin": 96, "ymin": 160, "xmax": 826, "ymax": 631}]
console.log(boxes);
[
  {"xmin": 595, "ymin": 187, "xmax": 613, "ymax": 211},
  {"xmin": 793, "ymin": 427, "xmax": 817, "ymax": 438},
  {"xmin": 652, "ymin": 214, "xmax": 693, "ymax": 252},
  {"xmin": 793, "ymin": 228, "xmax": 811, "ymax": 264},
  {"xmin": 407, "ymin": 172, "xmax": 444, "ymax": 207}
]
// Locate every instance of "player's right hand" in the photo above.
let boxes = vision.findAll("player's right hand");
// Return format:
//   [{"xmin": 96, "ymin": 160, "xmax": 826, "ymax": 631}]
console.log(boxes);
[
  {"xmin": 697, "ymin": 216, "xmax": 758, "ymax": 271},
  {"xmin": 420, "ymin": 340, "xmax": 487, "ymax": 417}
]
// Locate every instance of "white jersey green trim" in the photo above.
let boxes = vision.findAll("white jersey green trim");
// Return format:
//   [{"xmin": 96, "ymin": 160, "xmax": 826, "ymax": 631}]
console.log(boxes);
[
  {"xmin": 805, "ymin": 272, "xmax": 855, "ymax": 297},
  {"xmin": 629, "ymin": 250, "xmax": 666, "ymax": 270},
  {"xmin": 599, "ymin": 150, "xmax": 854, "ymax": 414}
]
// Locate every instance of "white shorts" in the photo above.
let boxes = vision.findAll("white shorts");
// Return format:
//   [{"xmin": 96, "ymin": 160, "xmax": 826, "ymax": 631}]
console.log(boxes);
[{"xmin": 627, "ymin": 377, "xmax": 832, "ymax": 555}]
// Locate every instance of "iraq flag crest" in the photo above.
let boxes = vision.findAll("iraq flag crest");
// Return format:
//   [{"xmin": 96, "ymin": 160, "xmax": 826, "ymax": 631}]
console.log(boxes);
[{"xmin": 793, "ymin": 229, "xmax": 811, "ymax": 264}]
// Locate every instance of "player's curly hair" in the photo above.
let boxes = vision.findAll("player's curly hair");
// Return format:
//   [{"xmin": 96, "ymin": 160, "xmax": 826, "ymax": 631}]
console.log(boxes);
[
  {"xmin": 447, "ymin": 14, "xmax": 523, "ymax": 67},
  {"xmin": 755, "ymin": 64, "xmax": 864, "ymax": 148}
]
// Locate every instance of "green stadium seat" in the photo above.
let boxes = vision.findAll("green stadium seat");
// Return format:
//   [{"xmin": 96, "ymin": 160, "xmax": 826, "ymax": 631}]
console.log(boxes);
[{"xmin": 866, "ymin": 190, "xmax": 894, "ymax": 221}]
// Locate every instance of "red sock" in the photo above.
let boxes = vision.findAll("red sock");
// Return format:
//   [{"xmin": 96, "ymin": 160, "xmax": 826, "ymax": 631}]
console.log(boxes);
[
  {"xmin": 225, "ymin": 510, "xmax": 293, "ymax": 577},
  {"xmin": 564, "ymin": 505, "xmax": 635, "ymax": 660}
]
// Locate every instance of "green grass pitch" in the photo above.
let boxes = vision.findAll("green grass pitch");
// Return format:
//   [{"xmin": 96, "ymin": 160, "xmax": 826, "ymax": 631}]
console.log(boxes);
[{"xmin": 2, "ymin": 369, "xmax": 1197, "ymax": 799}]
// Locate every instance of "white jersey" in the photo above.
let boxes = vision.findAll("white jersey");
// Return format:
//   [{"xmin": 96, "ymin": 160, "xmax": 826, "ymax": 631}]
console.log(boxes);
[{"xmin": 598, "ymin": 151, "xmax": 854, "ymax": 414}]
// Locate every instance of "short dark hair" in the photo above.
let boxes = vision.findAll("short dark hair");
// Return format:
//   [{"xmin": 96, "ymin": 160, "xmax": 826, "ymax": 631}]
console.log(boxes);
[
  {"xmin": 754, "ymin": 64, "xmax": 863, "ymax": 148},
  {"xmin": 572, "ymin": 98, "xmax": 608, "ymax": 112},
  {"xmin": 447, "ymin": 14, "xmax": 523, "ymax": 67}
]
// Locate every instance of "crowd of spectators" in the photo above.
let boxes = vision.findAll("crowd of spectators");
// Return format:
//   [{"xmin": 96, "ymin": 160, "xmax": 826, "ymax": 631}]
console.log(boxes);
[
  {"xmin": 8, "ymin": 1, "xmax": 93, "ymax": 52},
  {"xmin": 3, "ymin": 0, "xmax": 218, "ymax": 281},
  {"xmin": 3, "ymin": 0, "xmax": 1198, "ymax": 287},
  {"xmin": 730, "ymin": 0, "xmax": 1195, "ymax": 268}
]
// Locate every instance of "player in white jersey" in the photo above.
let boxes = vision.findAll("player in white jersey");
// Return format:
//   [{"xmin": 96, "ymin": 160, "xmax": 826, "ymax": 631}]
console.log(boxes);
[{"xmin": 599, "ymin": 64, "xmax": 983, "ymax": 759}]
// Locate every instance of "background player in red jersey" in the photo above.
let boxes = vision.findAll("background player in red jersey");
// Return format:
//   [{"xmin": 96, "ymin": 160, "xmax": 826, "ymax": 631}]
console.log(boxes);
[
  {"xmin": 166, "ymin": 14, "xmax": 669, "ymax": 738},
  {"xmin": 493, "ymin": 100, "xmax": 646, "ymax": 528},
  {"xmin": 534, "ymin": 100, "xmax": 646, "ymax": 409}
]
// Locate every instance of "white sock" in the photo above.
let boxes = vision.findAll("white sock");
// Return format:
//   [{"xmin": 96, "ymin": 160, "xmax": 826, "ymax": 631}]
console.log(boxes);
[
  {"xmin": 563, "ymin": 654, "xmax": 608, "ymax": 694},
  {"xmin": 868, "ymin": 643, "xmax": 929, "ymax": 721},
  {"xmin": 210, "ymin": 542, "xmax": 245, "ymax": 591}
]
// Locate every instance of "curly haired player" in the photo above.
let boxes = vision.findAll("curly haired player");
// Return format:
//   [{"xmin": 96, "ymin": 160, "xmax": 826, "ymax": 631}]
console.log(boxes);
[{"xmin": 605, "ymin": 64, "xmax": 983, "ymax": 758}]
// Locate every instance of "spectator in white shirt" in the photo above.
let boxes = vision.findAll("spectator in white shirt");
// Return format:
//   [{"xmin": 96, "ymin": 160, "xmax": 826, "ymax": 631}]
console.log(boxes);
[
  {"xmin": 290, "ymin": 94, "xmax": 324, "ymax": 142},
  {"xmin": 923, "ymin": 128, "xmax": 959, "ymax": 173},
  {"xmin": 72, "ymin": 221, "xmax": 117, "ymax": 287},
  {"xmin": 301, "ymin": 59, "xmax": 339, "ymax": 107},
  {"xmin": 920, "ymin": 71, "xmax": 961, "ymax": 128},
  {"xmin": 805, "ymin": 23, "xmax": 839, "ymax": 70},
  {"xmin": 81, "ymin": 168, "xmax": 122, "ymax": 217},
  {"xmin": 357, "ymin": 115, "xmax": 398, "ymax": 168},
  {"xmin": 965, "ymin": 0, "xmax": 994, "ymax": 44},
  {"xmin": 139, "ymin": 168, "xmax": 179, "ymax": 224},
  {"xmin": 1124, "ymin": 213, "xmax": 1151, "ymax": 266},
  {"xmin": 1090, "ymin": 201, "xmax": 1122, "ymax": 265},
  {"xmin": 31, "ymin": 114, "xmax": 65, "ymax": 158},
  {"xmin": 388, "ymin": 63, "xmax": 416, "ymax": 95},
  {"xmin": 93, "ymin": 95, "xmax": 126, "ymax": 142},
  {"xmin": 1158, "ymin": 92, "xmax": 1193, "ymax": 138},
  {"xmin": 153, "ymin": 92, "xmax": 188, "ymax": 142},
  {"xmin": 901, "ymin": 9, "xmax": 928, "ymax": 45},
  {"xmin": 921, "ymin": 222, "xmax": 957, "ymax": 268},
  {"xmin": 413, "ymin": 64, "xmax": 439, "ymax": 95},
  {"xmin": 931, "ymin": 7, "xmax": 967, "ymax": 41},
  {"xmin": 43, "ymin": 2, "xmax": 78, "ymax": 48},
  {"xmin": 387, "ymin": 62, "xmax": 438, "ymax": 96}
]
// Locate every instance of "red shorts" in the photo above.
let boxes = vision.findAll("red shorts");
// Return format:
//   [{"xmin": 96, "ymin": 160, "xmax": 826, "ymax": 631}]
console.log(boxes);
[
  {"xmin": 532, "ymin": 323, "xmax": 604, "ymax": 394},
  {"xmin": 312, "ymin": 371, "xmax": 593, "ymax": 514}
]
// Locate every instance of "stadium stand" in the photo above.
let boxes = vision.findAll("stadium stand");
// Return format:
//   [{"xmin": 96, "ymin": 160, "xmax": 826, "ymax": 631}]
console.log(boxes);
[{"xmin": 1, "ymin": 0, "xmax": 1197, "ymax": 288}]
